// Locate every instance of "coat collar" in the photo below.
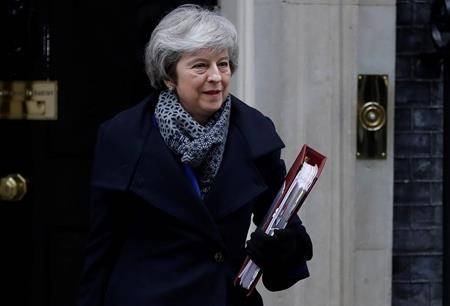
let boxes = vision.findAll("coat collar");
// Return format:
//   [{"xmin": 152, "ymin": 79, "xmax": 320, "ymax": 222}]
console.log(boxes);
[{"xmin": 91, "ymin": 93, "xmax": 284, "ymax": 244}]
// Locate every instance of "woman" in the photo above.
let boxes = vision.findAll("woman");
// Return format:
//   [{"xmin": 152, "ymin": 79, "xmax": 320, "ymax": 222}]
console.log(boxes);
[{"xmin": 77, "ymin": 4, "xmax": 312, "ymax": 306}]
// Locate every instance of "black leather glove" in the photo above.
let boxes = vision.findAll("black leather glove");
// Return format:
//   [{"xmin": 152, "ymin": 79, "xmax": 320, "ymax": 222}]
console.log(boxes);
[{"xmin": 245, "ymin": 226, "xmax": 312, "ymax": 273}]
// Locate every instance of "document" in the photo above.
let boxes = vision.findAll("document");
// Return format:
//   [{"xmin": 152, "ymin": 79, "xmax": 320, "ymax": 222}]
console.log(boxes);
[{"xmin": 235, "ymin": 144, "xmax": 326, "ymax": 292}]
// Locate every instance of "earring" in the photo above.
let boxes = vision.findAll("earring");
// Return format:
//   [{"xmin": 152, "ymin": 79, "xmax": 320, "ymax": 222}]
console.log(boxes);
[{"xmin": 165, "ymin": 82, "xmax": 175, "ymax": 91}]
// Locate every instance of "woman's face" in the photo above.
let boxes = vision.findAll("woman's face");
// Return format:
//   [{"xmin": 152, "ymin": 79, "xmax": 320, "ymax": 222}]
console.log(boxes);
[{"xmin": 170, "ymin": 49, "xmax": 231, "ymax": 124}]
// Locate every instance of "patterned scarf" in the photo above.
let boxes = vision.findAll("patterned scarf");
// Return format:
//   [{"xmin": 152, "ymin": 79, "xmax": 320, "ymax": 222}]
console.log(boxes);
[{"xmin": 154, "ymin": 90, "xmax": 231, "ymax": 197}]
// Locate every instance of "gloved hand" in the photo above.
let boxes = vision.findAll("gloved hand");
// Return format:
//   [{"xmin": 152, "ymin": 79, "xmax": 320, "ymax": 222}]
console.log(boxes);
[{"xmin": 245, "ymin": 226, "xmax": 312, "ymax": 273}]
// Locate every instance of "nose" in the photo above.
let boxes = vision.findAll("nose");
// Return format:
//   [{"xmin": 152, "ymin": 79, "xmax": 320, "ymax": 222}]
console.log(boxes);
[{"xmin": 207, "ymin": 64, "xmax": 222, "ymax": 82}]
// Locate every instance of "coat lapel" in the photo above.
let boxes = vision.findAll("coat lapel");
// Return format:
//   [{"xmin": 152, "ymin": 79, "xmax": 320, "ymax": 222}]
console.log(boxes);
[
  {"xmin": 129, "ymin": 126, "xmax": 225, "ymax": 245},
  {"xmin": 203, "ymin": 121, "xmax": 268, "ymax": 219},
  {"xmin": 203, "ymin": 96, "xmax": 285, "ymax": 219}
]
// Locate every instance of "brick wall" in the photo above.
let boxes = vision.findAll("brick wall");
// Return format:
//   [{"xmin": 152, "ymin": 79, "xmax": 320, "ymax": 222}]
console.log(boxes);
[{"xmin": 393, "ymin": 1, "xmax": 444, "ymax": 305}]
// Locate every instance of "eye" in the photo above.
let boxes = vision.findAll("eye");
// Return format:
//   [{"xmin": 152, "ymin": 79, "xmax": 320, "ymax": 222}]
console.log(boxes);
[
  {"xmin": 218, "ymin": 61, "xmax": 229, "ymax": 68},
  {"xmin": 192, "ymin": 63, "xmax": 207, "ymax": 69}
]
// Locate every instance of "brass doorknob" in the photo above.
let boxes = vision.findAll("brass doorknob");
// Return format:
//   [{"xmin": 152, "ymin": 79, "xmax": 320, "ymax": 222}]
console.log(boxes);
[{"xmin": 0, "ymin": 174, "xmax": 27, "ymax": 201}]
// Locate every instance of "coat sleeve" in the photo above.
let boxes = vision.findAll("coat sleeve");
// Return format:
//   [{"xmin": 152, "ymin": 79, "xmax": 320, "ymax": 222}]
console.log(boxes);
[
  {"xmin": 77, "ymin": 128, "xmax": 129, "ymax": 306},
  {"xmin": 252, "ymin": 148, "xmax": 311, "ymax": 292}
]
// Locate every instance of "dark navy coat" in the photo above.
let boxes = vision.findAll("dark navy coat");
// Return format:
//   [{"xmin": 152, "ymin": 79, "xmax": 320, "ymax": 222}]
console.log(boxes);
[{"xmin": 77, "ymin": 93, "xmax": 309, "ymax": 306}]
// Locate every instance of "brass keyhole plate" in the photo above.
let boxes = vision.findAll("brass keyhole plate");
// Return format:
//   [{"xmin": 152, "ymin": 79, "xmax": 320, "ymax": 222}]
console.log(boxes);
[{"xmin": 357, "ymin": 75, "xmax": 388, "ymax": 159}]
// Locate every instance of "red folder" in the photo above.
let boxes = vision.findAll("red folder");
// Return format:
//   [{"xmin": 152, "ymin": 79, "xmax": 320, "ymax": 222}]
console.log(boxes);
[{"xmin": 234, "ymin": 144, "xmax": 327, "ymax": 294}]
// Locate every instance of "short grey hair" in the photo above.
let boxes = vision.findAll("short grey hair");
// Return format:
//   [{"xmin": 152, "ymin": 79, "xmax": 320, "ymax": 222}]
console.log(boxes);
[{"xmin": 145, "ymin": 4, "xmax": 239, "ymax": 89}]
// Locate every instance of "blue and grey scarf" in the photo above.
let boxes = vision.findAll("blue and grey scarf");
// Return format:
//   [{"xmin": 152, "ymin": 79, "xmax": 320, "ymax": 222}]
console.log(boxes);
[{"xmin": 154, "ymin": 90, "xmax": 231, "ymax": 197}]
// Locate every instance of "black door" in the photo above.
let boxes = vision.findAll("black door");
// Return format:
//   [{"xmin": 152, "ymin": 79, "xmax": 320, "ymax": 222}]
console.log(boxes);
[{"xmin": 0, "ymin": 1, "xmax": 216, "ymax": 305}]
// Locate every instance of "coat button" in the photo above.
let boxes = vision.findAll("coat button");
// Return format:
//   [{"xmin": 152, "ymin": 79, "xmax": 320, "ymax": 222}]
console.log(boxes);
[{"xmin": 214, "ymin": 252, "xmax": 225, "ymax": 263}]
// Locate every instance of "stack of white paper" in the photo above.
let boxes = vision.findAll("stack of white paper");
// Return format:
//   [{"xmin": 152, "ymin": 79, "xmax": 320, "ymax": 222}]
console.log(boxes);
[{"xmin": 238, "ymin": 162, "xmax": 318, "ymax": 289}]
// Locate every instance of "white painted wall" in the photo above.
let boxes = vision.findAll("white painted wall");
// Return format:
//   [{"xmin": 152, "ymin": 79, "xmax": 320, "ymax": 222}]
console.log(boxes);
[
  {"xmin": 354, "ymin": 4, "xmax": 395, "ymax": 306},
  {"xmin": 221, "ymin": 0, "xmax": 255, "ymax": 107},
  {"xmin": 220, "ymin": 0, "xmax": 395, "ymax": 305}
]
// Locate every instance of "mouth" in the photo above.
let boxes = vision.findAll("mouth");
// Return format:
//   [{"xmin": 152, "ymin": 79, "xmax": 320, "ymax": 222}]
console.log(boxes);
[{"xmin": 203, "ymin": 90, "xmax": 221, "ymax": 95}]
